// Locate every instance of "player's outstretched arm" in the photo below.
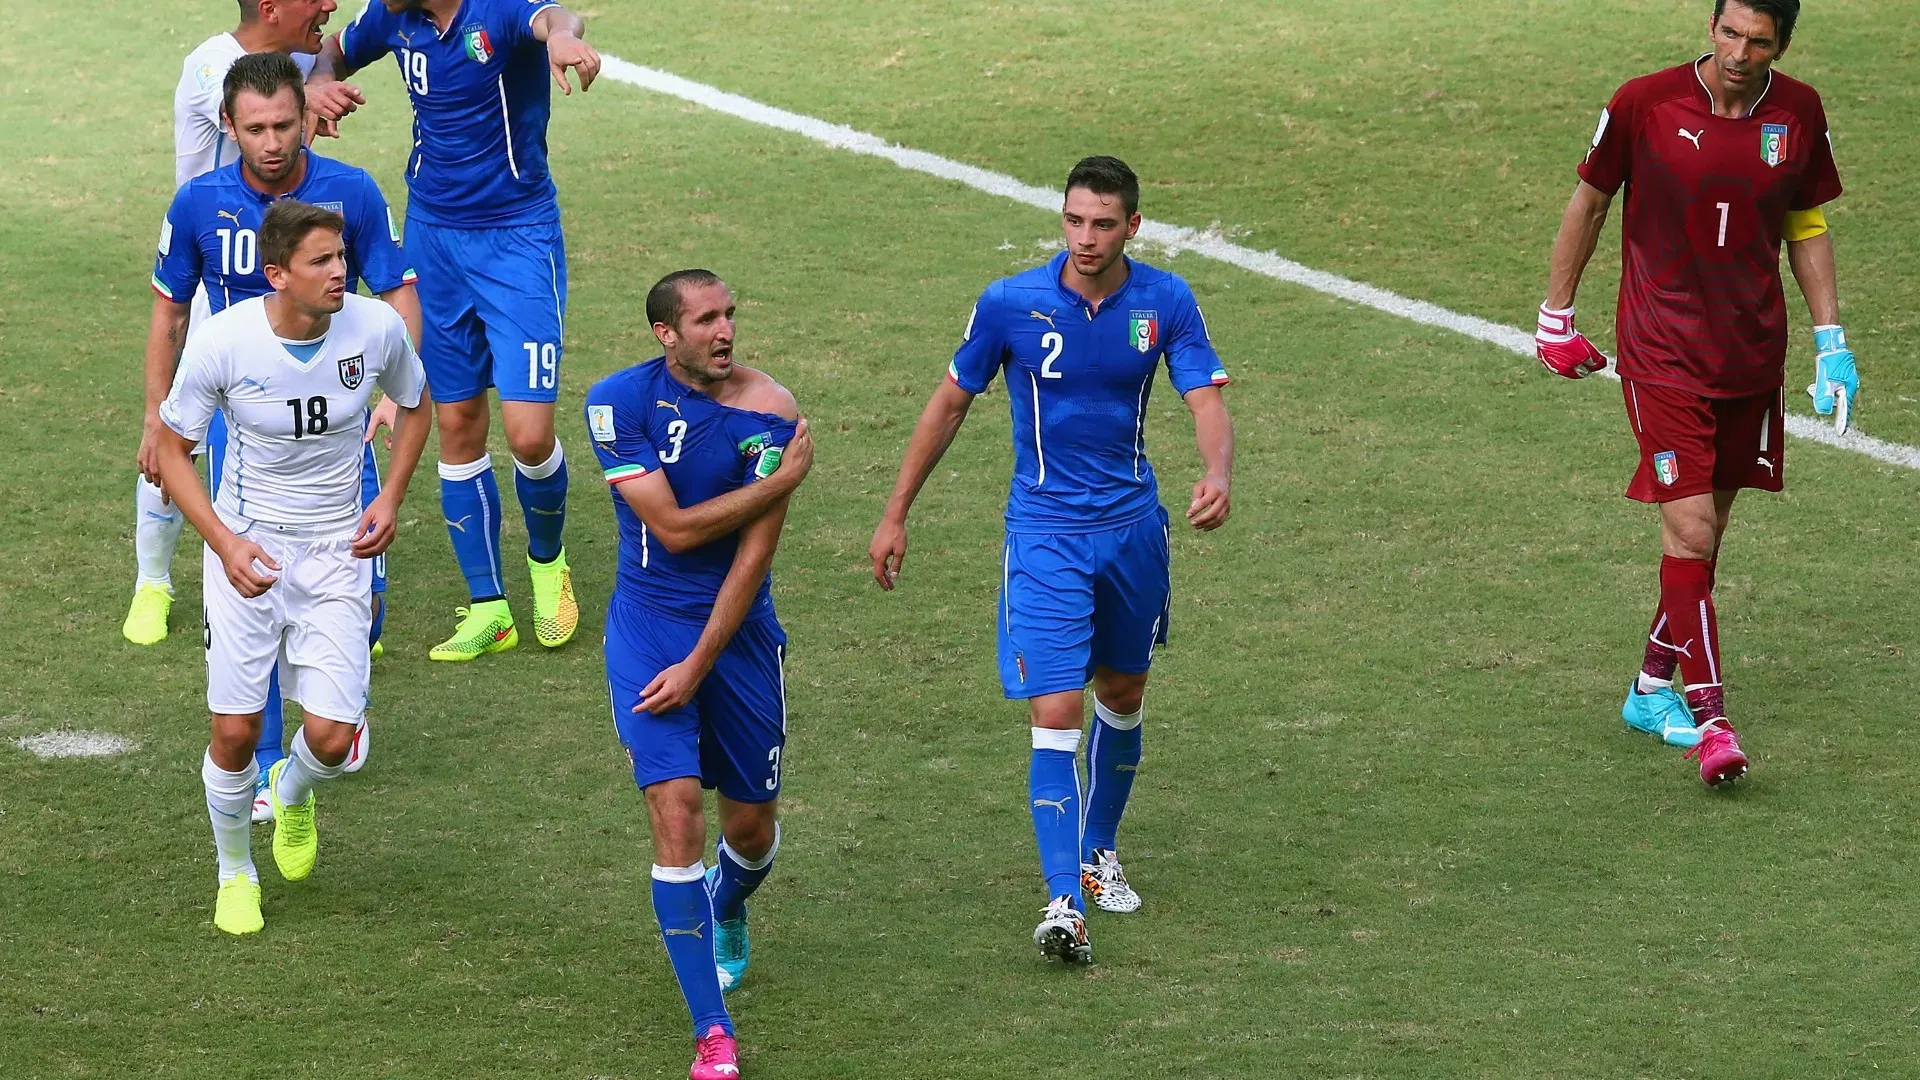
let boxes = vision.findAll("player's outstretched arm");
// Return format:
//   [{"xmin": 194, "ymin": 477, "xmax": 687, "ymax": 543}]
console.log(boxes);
[
  {"xmin": 137, "ymin": 296, "xmax": 192, "ymax": 488},
  {"xmin": 354, "ymin": 398, "xmax": 432, "ymax": 559},
  {"xmin": 1536, "ymin": 181, "xmax": 1614, "ymax": 379},
  {"xmin": 304, "ymin": 34, "xmax": 367, "ymax": 138},
  {"xmin": 153, "ymin": 428, "xmax": 279, "ymax": 598},
  {"xmin": 532, "ymin": 6, "xmax": 600, "ymax": 95},
  {"xmin": 1787, "ymin": 229, "xmax": 1857, "ymax": 432},
  {"xmin": 868, "ymin": 378, "xmax": 975, "ymax": 590},
  {"xmin": 636, "ymin": 498, "xmax": 792, "ymax": 716},
  {"xmin": 615, "ymin": 420, "xmax": 813, "ymax": 553},
  {"xmin": 1183, "ymin": 385, "xmax": 1234, "ymax": 531}
]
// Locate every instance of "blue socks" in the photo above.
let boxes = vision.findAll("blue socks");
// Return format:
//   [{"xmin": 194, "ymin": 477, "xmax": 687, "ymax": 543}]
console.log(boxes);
[
  {"xmin": 652, "ymin": 863, "xmax": 732, "ymax": 1038},
  {"xmin": 513, "ymin": 441, "xmax": 568, "ymax": 564},
  {"xmin": 438, "ymin": 455, "xmax": 505, "ymax": 600},
  {"xmin": 1029, "ymin": 727, "xmax": 1084, "ymax": 907},
  {"xmin": 253, "ymin": 667, "xmax": 286, "ymax": 771},
  {"xmin": 711, "ymin": 826, "xmax": 780, "ymax": 923},
  {"xmin": 1082, "ymin": 699, "xmax": 1143, "ymax": 859},
  {"xmin": 369, "ymin": 594, "xmax": 386, "ymax": 648}
]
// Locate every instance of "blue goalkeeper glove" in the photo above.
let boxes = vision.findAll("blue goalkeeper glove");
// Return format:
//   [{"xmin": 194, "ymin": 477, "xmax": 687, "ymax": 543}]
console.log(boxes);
[{"xmin": 1806, "ymin": 325, "xmax": 1857, "ymax": 434}]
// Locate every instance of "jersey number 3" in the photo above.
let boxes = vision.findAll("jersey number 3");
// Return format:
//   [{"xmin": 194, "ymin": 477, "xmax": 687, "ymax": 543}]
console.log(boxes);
[{"xmin": 658, "ymin": 419, "xmax": 688, "ymax": 464}]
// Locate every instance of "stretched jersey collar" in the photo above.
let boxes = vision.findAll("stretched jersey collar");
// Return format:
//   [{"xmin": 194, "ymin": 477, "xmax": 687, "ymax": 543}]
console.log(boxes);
[
  {"xmin": 1692, "ymin": 53, "xmax": 1773, "ymax": 118},
  {"xmin": 1049, "ymin": 249, "xmax": 1136, "ymax": 313}
]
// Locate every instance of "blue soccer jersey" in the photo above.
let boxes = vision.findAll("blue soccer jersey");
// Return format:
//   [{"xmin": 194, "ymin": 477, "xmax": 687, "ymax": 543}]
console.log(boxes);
[
  {"xmin": 585, "ymin": 358, "xmax": 796, "ymax": 623},
  {"xmin": 948, "ymin": 251, "xmax": 1229, "ymax": 533},
  {"xmin": 340, "ymin": 0, "xmax": 560, "ymax": 228},
  {"xmin": 151, "ymin": 150, "xmax": 415, "ymax": 312}
]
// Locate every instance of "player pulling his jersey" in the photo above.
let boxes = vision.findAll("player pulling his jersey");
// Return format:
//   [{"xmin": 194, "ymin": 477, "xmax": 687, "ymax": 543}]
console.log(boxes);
[
  {"xmin": 153, "ymin": 200, "xmax": 430, "ymax": 936},
  {"xmin": 142, "ymin": 53, "xmax": 421, "ymax": 813},
  {"xmin": 1537, "ymin": 0, "xmax": 1852, "ymax": 786},
  {"xmin": 587, "ymin": 271, "xmax": 814, "ymax": 1080},
  {"xmin": 870, "ymin": 157, "xmax": 1236, "ymax": 963},
  {"xmin": 128, "ymin": 0, "xmax": 368, "ymax": 647},
  {"xmin": 311, "ymin": 0, "xmax": 603, "ymax": 662}
]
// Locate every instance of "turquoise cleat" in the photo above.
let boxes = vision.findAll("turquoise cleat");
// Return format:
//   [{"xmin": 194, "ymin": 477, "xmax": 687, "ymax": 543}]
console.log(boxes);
[
  {"xmin": 1622, "ymin": 681, "xmax": 1701, "ymax": 748},
  {"xmin": 705, "ymin": 865, "xmax": 750, "ymax": 993}
]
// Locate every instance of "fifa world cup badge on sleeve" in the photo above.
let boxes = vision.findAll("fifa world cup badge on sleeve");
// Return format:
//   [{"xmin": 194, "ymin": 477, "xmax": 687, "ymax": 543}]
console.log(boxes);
[
  {"xmin": 1653, "ymin": 451, "xmax": 1680, "ymax": 487},
  {"xmin": 588, "ymin": 405, "xmax": 616, "ymax": 443},
  {"xmin": 1761, "ymin": 124, "xmax": 1787, "ymax": 168},
  {"xmin": 1128, "ymin": 311, "xmax": 1159, "ymax": 354},
  {"xmin": 739, "ymin": 432, "xmax": 783, "ymax": 479}
]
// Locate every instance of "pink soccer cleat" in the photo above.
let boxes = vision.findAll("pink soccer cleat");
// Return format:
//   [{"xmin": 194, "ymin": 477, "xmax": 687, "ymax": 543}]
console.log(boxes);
[
  {"xmin": 1685, "ymin": 722, "xmax": 1749, "ymax": 788},
  {"xmin": 690, "ymin": 1024, "xmax": 740, "ymax": 1080}
]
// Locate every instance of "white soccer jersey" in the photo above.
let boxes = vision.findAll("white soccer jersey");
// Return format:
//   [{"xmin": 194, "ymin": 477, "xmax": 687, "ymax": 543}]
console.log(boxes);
[
  {"xmin": 174, "ymin": 34, "xmax": 317, "ymax": 186},
  {"xmin": 160, "ymin": 293, "xmax": 425, "ymax": 535}
]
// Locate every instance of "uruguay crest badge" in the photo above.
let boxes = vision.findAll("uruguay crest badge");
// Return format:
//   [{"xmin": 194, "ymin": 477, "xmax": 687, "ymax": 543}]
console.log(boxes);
[
  {"xmin": 1761, "ymin": 123, "xmax": 1787, "ymax": 168},
  {"xmin": 1128, "ymin": 311, "xmax": 1159, "ymax": 354},
  {"xmin": 338, "ymin": 354, "xmax": 365, "ymax": 391},
  {"xmin": 464, "ymin": 26, "xmax": 494, "ymax": 64}
]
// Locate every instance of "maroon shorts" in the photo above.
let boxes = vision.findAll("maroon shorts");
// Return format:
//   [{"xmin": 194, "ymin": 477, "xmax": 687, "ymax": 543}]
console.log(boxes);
[{"xmin": 1621, "ymin": 379, "xmax": 1785, "ymax": 503}]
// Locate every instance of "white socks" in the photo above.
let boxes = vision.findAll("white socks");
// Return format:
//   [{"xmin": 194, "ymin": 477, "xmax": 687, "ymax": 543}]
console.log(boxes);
[
  {"xmin": 513, "ymin": 440, "xmax": 564, "ymax": 480},
  {"xmin": 276, "ymin": 727, "xmax": 346, "ymax": 808},
  {"xmin": 1031, "ymin": 727, "xmax": 1083, "ymax": 752},
  {"xmin": 719, "ymin": 823, "xmax": 782, "ymax": 872},
  {"xmin": 1093, "ymin": 698, "xmax": 1143, "ymax": 731},
  {"xmin": 135, "ymin": 477, "xmax": 183, "ymax": 588},
  {"xmin": 201, "ymin": 751, "xmax": 257, "ymax": 884},
  {"xmin": 437, "ymin": 454, "xmax": 494, "ymax": 483}
]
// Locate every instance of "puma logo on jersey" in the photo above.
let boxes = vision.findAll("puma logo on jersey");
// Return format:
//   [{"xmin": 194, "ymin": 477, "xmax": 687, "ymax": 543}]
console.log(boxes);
[
  {"xmin": 656, "ymin": 398, "xmax": 682, "ymax": 415},
  {"xmin": 1032, "ymin": 797, "xmax": 1071, "ymax": 814},
  {"xmin": 216, "ymin": 209, "xmax": 243, "ymax": 225},
  {"xmin": 1757, "ymin": 457, "xmax": 1776, "ymax": 475},
  {"xmin": 526, "ymin": 506, "xmax": 565, "ymax": 516},
  {"xmin": 444, "ymin": 515, "xmax": 472, "ymax": 533},
  {"xmin": 237, "ymin": 376, "xmax": 269, "ymax": 392},
  {"xmin": 1028, "ymin": 310, "xmax": 1057, "ymax": 328},
  {"xmin": 1677, "ymin": 128, "xmax": 1702, "ymax": 150},
  {"xmin": 664, "ymin": 923, "xmax": 706, "ymax": 939}
]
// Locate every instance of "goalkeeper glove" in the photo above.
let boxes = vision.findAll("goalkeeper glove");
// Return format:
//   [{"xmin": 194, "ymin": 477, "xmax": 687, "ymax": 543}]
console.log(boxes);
[
  {"xmin": 1535, "ymin": 303, "xmax": 1609, "ymax": 379},
  {"xmin": 1806, "ymin": 325, "xmax": 1857, "ymax": 434}
]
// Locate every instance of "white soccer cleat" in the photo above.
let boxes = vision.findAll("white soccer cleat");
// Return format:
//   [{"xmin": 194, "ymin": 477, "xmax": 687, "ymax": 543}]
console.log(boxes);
[
  {"xmin": 1033, "ymin": 896, "xmax": 1092, "ymax": 964},
  {"xmin": 342, "ymin": 722, "xmax": 369, "ymax": 775},
  {"xmin": 1080, "ymin": 849, "xmax": 1143, "ymax": 913},
  {"xmin": 250, "ymin": 771, "xmax": 275, "ymax": 824}
]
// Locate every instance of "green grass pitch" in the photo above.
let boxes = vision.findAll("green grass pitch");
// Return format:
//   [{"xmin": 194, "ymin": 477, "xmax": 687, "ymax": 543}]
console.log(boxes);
[{"xmin": 2, "ymin": 1, "xmax": 1917, "ymax": 1076}]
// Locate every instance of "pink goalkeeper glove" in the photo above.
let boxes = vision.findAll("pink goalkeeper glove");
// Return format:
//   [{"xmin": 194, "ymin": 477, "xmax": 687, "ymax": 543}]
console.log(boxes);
[{"xmin": 1535, "ymin": 304, "xmax": 1609, "ymax": 379}]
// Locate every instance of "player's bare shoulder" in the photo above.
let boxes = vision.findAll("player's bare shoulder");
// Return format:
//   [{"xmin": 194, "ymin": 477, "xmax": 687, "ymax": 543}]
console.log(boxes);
[{"xmin": 725, "ymin": 365, "xmax": 800, "ymax": 421}]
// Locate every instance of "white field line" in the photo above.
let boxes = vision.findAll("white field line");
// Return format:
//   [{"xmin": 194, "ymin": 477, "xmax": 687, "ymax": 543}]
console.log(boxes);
[
  {"xmin": 17, "ymin": 731, "xmax": 139, "ymax": 759},
  {"xmin": 597, "ymin": 57, "xmax": 1920, "ymax": 473}
]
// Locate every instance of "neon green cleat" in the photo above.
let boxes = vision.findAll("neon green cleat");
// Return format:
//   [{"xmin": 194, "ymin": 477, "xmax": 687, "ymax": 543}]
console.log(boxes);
[
  {"xmin": 214, "ymin": 871, "xmax": 264, "ymax": 935},
  {"xmin": 371, "ymin": 639, "xmax": 384, "ymax": 660},
  {"xmin": 122, "ymin": 583, "xmax": 173, "ymax": 645},
  {"xmin": 527, "ymin": 550, "xmax": 578, "ymax": 648},
  {"xmin": 428, "ymin": 600, "xmax": 517, "ymax": 662},
  {"xmin": 267, "ymin": 759, "xmax": 318, "ymax": 882}
]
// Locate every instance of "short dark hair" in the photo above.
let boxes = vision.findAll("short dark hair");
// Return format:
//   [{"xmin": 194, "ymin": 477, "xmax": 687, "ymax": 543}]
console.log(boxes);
[
  {"xmin": 222, "ymin": 51, "xmax": 306, "ymax": 126},
  {"xmin": 1714, "ymin": 0, "xmax": 1799, "ymax": 49},
  {"xmin": 646, "ymin": 269, "xmax": 727, "ymax": 330},
  {"xmin": 260, "ymin": 199, "xmax": 345, "ymax": 270},
  {"xmin": 1064, "ymin": 155, "xmax": 1140, "ymax": 217}
]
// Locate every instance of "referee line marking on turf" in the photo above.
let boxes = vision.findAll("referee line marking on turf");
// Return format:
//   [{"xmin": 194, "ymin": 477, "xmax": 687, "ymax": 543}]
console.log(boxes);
[{"xmin": 597, "ymin": 56, "xmax": 1920, "ymax": 473}]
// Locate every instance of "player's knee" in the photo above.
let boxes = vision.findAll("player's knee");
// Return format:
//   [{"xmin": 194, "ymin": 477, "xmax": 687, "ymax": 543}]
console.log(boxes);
[
  {"xmin": 721, "ymin": 810, "xmax": 778, "ymax": 862},
  {"xmin": 1027, "ymin": 691, "xmax": 1084, "ymax": 730},
  {"xmin": 434, "ymin": 400, "xmax": 490, "ymax": 461},
  {"xmin": 1091, "ymin": 672, "xmax": 1147, "ymax": 716},
  {"xmin": 504, "ymin": 426, "xmax": 558, "ymax": 466},
  {"xmin": 208, "ymin": 713, "xmax": 261, "ymax": 766},
  {"xmin": 302, "ymin": 719, "xmax": 357, "ymax": 765},
  {"xmin": 644, "ymin": 780, "xmax": 706, "ymax": 863}
]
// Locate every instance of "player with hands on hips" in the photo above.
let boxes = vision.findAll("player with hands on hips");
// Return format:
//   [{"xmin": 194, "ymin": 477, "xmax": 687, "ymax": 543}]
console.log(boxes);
[{"xmin": 151, "ymin": 200, "xmax": 430, "ymax": 938}]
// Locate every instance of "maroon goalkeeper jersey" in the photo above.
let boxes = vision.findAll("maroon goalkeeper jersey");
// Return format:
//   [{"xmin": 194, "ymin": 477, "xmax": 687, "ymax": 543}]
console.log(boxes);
[{"xmin": 1578, "ymin": 59, "xmax": 1842, "ymax": 398}]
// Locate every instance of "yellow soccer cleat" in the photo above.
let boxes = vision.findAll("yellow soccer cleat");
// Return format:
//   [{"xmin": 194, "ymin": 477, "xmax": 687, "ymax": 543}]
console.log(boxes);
[
  {"xmin": 428, "ymin": 600, "xmax": 518, "ymax": 662},
  {"xmin": 267, "ymin": 759, "xmax": 318, "ymax": 882},
  {"xmin": 370, "ymin": 639, "xmax": 384, "ymax": 660},
  {"xmin": 214, "ymin": 871, "xmax": 264, "ymax": 935},
  {"xmin": 527, "ymin": 550, "xmax": 578, "ymax": 649},
  {"xmin": 122, "ymin": 583, "xmax": 173, "ymax": 645}
]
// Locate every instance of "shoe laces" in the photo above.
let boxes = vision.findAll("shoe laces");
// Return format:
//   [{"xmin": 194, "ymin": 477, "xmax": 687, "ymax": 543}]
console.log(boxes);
[
  {"xmin": 695, "ymin": 1026, "xmax": 736, "ymax": 1063},
  {"xmin": 1684, "ymin": 724, "xmax": 1737, "ymax": 762},
  {"xmin": 1042, "ymin": 896, "xmax": 1084, "ymax": 922},
  {"xmin": 1091, "ymin": 850, "xmax": 1128, "ymax": 886}
]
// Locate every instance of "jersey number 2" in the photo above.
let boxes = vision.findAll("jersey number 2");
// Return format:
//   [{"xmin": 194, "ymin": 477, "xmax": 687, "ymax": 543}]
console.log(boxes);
[{"xmin": 1040, "ymin": 332, "xmax": 1064, "ymax": 379}]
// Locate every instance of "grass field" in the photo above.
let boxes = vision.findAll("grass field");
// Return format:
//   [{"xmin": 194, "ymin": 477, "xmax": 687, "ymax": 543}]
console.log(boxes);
[{"xmin": 3, "ymin": 1, "xmax": 1918, "ymax": 1076}]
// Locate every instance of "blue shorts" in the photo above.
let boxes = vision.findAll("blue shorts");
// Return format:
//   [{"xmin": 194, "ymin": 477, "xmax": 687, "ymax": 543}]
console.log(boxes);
[
  {"xmin": 998, "ymin": 508, "xmax": 1171, "ymax": 699},
  {"xmin": 407, "ymin": 216, "xmax": 567, "ymax": 405},
  {"xmin": 207, "ymin": 411, "xmax": 386, "ymax": 594},
  {"xmin": 605, "ymin": 597, "xmax": 789, "ymax": 803}
]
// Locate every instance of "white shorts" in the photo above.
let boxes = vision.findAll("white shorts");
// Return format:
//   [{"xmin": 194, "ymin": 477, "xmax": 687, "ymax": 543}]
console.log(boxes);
[{"xmin": 203, "ymin": 522, "xmax": 371, "ymax": 725}]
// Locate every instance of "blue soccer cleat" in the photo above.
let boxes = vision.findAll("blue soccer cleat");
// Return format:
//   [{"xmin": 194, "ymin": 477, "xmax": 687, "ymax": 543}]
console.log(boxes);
[
  {"xmin": 1622, "ymin": 681, "xmax": 1701, "ymax": 748},
  {"xmin": 705, "ymin": 865, "xmax": 750, "ymax": 993}
]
